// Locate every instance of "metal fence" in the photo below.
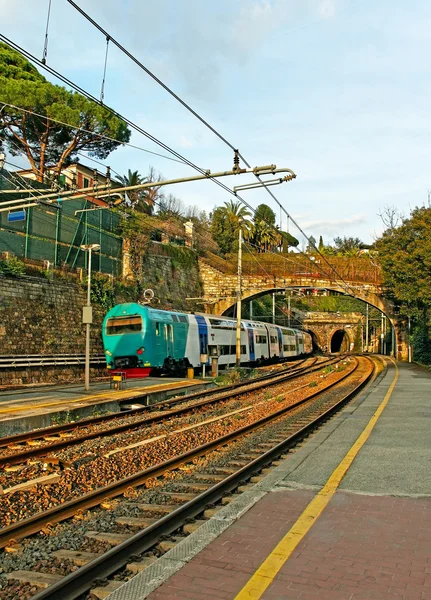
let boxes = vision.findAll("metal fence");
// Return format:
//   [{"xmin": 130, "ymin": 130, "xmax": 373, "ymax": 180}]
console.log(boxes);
[{"xmin": 0, "ymin": 198, "xmax": 123, "ymax": 275}]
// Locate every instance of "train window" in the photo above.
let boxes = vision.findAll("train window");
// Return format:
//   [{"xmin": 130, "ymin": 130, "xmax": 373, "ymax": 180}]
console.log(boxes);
[
  {"xmin": 270, "ymin": 336, "xmax": 278, "ymax": 344},
  {"xmin": 255, "ymin": 335, "xmax": 267, "ymax": 344},
  {"xmin": 178, "ymin": 316, "xmax": 187, "ymax": 323},
  {"xmin": 155, "ymin": 322, "xmax": 160, "ymax": 336},
  {"xmin": 209, "ymin": 318, "xmax": 236, "ymax": 330},
  {"xmin": 283, "ymin": 344, "xmax": 296, "ymax": 352},
  {"xmin": 106, "ymin": 316, "xmax": 142, "ymax": 335}
]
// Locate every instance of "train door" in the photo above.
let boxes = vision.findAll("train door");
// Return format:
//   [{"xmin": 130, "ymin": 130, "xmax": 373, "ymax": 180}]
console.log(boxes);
[
  {"xmin": 164, "ymin": 323, "xmax": 174, "ymax": 357},
  {"xmin": 195, "ymin": 315, "xmax": 209, "ymax": 361},
  {"xmin": 246, "ymin": 323, "xmax": 255, "ymax": 361},
  {"xmin": 277, "ymin": 327, "xmax": 283, "ymax": 358}
]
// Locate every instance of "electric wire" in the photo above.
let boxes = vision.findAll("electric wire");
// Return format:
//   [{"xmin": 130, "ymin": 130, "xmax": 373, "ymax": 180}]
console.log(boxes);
[
  {"xmin": 41, "ymin": 0, "xmax": 52, "ymax": 64},
  {"xmin": 0, "ymin": 103, "xmax": 189, "ymax": 165},
  {"xmin": 64, "ymin": 1, "xmax": 359, "ymax": 298},
  {"xmin": 0, "ymin": 36, "xmax": 358, "ymax": 295},
  {"xmin": 66, "ymin": 0, "xmax": 237, "ymax": 153},
  {"xmin": 100, "ymin": 36, "xmax": 110, "ymax": 103}
]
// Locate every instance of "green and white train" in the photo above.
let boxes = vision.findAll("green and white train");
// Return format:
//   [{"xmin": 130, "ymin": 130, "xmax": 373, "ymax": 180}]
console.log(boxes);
[{"xmin": 102, "ymin": 303, "xmax": 313, "ymax": 377}]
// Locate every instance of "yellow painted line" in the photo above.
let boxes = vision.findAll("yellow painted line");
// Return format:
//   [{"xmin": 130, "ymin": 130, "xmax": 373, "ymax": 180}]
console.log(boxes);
[
  {"xmin": 234, "ymin": 359, "xmax": 399, "ymax": 600},
  {"xmin": 0, "ymin": 380, "xmax": 199, "ymax": 415}
]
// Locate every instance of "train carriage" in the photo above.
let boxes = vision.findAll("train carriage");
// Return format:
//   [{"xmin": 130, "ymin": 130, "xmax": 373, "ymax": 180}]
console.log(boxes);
[{"xmin": 102, "ymin": 303, "xmax": 312, "ymax": 377}]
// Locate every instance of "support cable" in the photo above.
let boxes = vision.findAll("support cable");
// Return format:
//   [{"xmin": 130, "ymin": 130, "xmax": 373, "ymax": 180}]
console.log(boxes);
[
  {"xmin": 64, "ymin": 1, "xmax": 358, "ymax": 297},
  {"xmin": 41, "ymin": 0, "xmax": 52, "ymax": 64},
  {"xmin": 0, "ymin": 36, "xmax": 358, "ymax": 294},
  {"xmin": 100, "ymin": 36, "xmax": 110, "ymax": 103}
]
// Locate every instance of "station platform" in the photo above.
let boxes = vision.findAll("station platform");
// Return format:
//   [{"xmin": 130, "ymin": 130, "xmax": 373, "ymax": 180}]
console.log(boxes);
[
  {"xmin": 0, "ymin": 377, "xmax": 208, "ymax": 436},
  {"xmin": 108, "ymin": 359, "xmax": 431, "ymax": 600}
]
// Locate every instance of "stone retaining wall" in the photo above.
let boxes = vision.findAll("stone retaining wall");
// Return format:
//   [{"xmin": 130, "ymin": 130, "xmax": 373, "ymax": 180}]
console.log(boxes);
[{"xmin": 0, "ymin": 250, "xmax": 203, "ymax": 385}]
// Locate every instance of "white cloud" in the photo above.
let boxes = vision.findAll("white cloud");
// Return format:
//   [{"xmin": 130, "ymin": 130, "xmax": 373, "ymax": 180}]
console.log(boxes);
[
  {"xmin": 301, "ymin": 215, "xmax": 367, "ymax": 237},
  {"xmin": 318, "ymin": 0, "xmax": 336, "ymax": 19}
]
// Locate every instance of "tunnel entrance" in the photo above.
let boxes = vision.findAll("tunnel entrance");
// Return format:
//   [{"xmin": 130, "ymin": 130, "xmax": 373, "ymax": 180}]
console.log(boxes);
[
  {"xmin": 331, "ymin": 330, "xmax": 350, "ymax": 353},
  {"xmin": 307, "ymin": 330, "xmax": 320, "ymax": 353}
]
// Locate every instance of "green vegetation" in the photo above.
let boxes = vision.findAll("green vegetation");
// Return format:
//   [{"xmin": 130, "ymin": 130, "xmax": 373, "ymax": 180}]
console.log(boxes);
[
  {"xmin": 376, "ymin": 206, "xmax": 431, "ymax": 364},
  {"xmin": 0, "ymin": 256, "xmax": 25, "ymax": 276},
  {"xmin": 0, "ymin": 42, "xmax": 130, "ymax": 182},
  {"xmin": 210, "ymin": 200, "xmax": 298, "ymax": 256}
]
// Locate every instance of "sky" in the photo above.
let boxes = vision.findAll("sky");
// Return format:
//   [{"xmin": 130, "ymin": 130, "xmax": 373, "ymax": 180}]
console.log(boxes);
[{"xmin": 1, "ymin": 0, "xmax": 431, "ymax": 245}]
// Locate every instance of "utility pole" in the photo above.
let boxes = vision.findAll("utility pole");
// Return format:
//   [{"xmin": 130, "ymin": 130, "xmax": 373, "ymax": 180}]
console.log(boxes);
[
  {"xmin": 272, "ymin": 293, "xmax": 276, "ymax": 324},
  {"xmin": 365, "ymin": 303, "xmax": 369, "ymax": 353},
  {"xmin": 380, "ymin": 312, "xmax": 384, "ymax": 355},
  {"xmin": 408, "ymin": 316, "xmax": 412, "ymax": 363},
  {"xmin": 236, "ymin": 228, "xmax": 242, "ymax": 367},
  {"xmin": 288, "ymin": 293, "xmax": 291, "ymax": 328},
  {"xmin": 81, "ymin": 243, "xmax": 100, "ymax": 391}
]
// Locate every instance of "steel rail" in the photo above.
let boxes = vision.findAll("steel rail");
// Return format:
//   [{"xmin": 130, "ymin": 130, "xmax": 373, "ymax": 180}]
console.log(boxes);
[
  {"xmin": 0, "ymin": 360, "xmax": 332, "ymax": 466},
  {"xmin": 30, "ymin": 357, "xmax": 376, "ymax": 600},
  {"xmin": 0, "ymin": 358, "xmax": 314, "ymax": 449},
  {"xmin": 0, "ymin": 358, "xmax": 361, "ymax": 547}
]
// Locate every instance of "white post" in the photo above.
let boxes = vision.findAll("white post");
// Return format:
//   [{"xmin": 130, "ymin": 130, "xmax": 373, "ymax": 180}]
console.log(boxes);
[
  {"xmin": 365, "ymin": 303, "xmax": 369, "ymax": 353},
  {"xmin": 288, "ymin": 294, "xmax": 291, "ymax": 328},
  {"xmin": 236, "ymin": 228, "xmax": 242, "ymax": 367},
  {"xmin": 84, "ymin": 248, "xmax": 92, "ymax": 391},
  {"xmin": 81, "ymin": 243, "xmax": 100, "ymax": 391},
  {"xmin": 380, "ymin": 312, "xmax": 384, "ymax": 355},
  {"xmin": 272, "ymin": 292, "xmax": 275, "ymax": 324},
  {"xmin": 408, "ymin": 316, "xmax": 412, "ymax": 363}
]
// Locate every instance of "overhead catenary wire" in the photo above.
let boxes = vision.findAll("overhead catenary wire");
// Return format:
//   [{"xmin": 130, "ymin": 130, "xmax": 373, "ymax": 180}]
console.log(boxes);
[
  {"xmin": 0, "ymin": 103, "xmax": 190, "ymax": 165},
  {"xmin": 66, "ymin": 0, "xmax": 237, "ymax": 153},
  {"xmin": 0, "ymin": 36, "xmax": 357, "ymax": 295},
  {"xmin": 41, "ymin": 0, "xmax": 52, "ymax": 64},
  {"xmin": 100, "ymin": 36, "xmax": 110, "ymax": 103},
  {"xmin": 64, "ymin": 1, "xmax": 359, "ymax": 298}
]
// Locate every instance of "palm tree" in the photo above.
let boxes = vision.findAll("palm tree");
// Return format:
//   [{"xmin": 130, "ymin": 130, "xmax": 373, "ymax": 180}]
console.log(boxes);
[
  {"xmin": 251, "ymin": 219, "xmax": 277, "ymax": 252},
  {"xmin": 220, "ymin": 200, "xmax": 252, "ymax": 234},
  {"xmin": 117, "ymin": 169, "xmax": 152, "ymax": 214}
]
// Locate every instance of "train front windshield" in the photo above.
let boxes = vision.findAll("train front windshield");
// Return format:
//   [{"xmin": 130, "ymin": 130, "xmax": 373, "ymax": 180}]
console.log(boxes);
[{"xmin": 106, "ymin": 316, "xmax": 142, "ymax": 335}]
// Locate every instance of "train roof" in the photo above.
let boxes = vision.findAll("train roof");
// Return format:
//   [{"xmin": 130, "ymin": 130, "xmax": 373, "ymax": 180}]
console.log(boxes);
[{"xmin": 104, "ymin": 303, "xmax": 311, "ymax": 337}]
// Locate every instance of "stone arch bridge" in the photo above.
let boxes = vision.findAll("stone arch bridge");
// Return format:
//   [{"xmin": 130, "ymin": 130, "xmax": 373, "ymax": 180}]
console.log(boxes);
[{"xmin": 198, "ymin": 260, "xmax": 408, "ymax": 360}]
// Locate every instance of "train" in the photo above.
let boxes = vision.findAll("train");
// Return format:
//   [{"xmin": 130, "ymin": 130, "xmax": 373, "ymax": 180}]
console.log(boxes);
[{"xmin": 102, "ymin": 303, "xmax": 313, "ymax": 378}]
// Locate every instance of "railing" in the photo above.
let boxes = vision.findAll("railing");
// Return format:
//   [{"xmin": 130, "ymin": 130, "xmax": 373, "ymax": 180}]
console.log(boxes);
[
  {"xmin": 202, "ymin": 252, "xmax": 382, "ymax": 285},
  {"xmin": 0, "ymin": 354, "xmax": 107, "ymax": 369}
]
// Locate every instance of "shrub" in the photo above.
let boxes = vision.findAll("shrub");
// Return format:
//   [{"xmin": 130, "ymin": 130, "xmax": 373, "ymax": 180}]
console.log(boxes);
[{"xmin": 0, "ymin": 257, "xmax": 26, "ymax": 277}]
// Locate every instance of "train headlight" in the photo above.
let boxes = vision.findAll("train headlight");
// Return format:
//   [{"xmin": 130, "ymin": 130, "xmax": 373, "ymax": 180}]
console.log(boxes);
[
  {"xmin": 105, "ymin": 350, "xmax": 112, "ymax": 356},
  {"xmin": 137, "ymin": 347, "xmax": 145, "ymax": 355}
]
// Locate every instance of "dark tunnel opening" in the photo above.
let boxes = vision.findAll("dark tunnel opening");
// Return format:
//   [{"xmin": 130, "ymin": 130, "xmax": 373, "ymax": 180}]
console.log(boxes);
[{"xmin": 331, "ymin": 330, "xmax": 349, "ymax": 353}]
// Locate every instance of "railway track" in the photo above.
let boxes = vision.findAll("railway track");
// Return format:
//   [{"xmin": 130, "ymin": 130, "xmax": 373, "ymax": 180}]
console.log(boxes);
[
  {"xmin": 0, "ymin": 357, "xmax": 332, "ymax": 467},
  {"xmin": 0, "ymin": 355, "xmax": 379, "ymax": 600}
]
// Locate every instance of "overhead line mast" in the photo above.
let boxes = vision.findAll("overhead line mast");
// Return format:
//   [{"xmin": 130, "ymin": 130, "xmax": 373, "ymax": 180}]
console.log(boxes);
[
  {"xmin": 64, "ymin": 1, "xmax": 359, "ymax": 299},
  {"xmin": 0, "ymin": 35, "xmax": 355, "ymax": 298}
]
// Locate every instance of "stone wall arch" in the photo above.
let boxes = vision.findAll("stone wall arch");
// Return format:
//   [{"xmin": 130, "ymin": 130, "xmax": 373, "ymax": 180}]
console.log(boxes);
[{"xmin": 199, "ymin": 260, "xmax": 408, "ymax": 360}]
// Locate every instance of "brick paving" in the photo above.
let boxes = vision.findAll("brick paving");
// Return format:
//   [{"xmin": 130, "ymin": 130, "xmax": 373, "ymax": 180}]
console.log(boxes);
[
  {"xmin": 148, "ymin": 490, "xmax": 431, "ymax": 600},
  {"xmin": 148, "ymin": 490, "xmax": 314, "ymax": 599}
]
